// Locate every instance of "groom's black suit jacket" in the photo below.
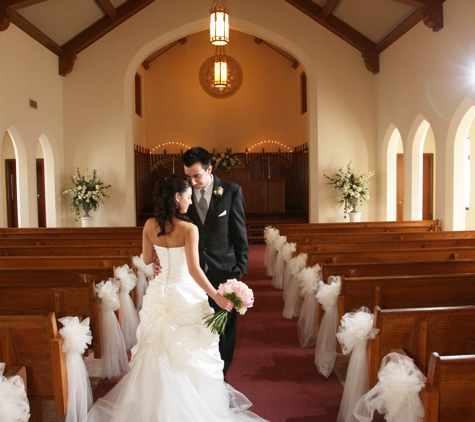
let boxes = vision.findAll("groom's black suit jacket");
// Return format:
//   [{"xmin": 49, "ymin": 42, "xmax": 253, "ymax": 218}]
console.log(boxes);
[{"xmin": 186, "ymin": 174, "xmax": 249, "ymax": 288}]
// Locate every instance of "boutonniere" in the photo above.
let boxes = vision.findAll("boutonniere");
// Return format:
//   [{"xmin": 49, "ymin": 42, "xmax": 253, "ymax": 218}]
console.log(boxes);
[{"xmin": 213, "ymin": 186, "xmax": 224, "ymax": 197}]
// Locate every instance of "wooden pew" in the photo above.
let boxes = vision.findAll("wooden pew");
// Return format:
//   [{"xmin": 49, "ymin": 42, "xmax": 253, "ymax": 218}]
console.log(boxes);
[
  {"xmin": 0, "ymin": 244, "xmax": 141, "ymax": 257},
  {"xmin": 0, "ymin": 236, "xmax": 142, "ymax": 247},
  {"xmin": 291, "ymin": 237, "xmax": 475, "ymax": 253},
  {"xmin": 0, "ymin": 267, "xmax": 114, "ymax": 284},
  {"xmin": 0, "ymin": 278, "xmax": 102, "ymax": 358},
  {"xmin": 0, "ymin": 313, "xmax": 67, "ymax": 422},
  {"xmin": 0, "ymin": 227, "xmax": 142, "ymax": 237},
  {"xmin": 284, "ymin": 230, "xmax": 475, "ymax": 245},
  {"xmin": 421, "ymin": 352, "xmax": 475, "ymax": 422},
  {"xmin": 275, "ymin": 219, "xmax": 440, "ymax": 235},
  {"xmin": 321, "ymin": 259, "xmax": 475, "ymax": 281},
  {"xmin": 0, "ymin": 255, "xmax": 134, "ymax": 269},
  {"xmin": 335, "ymin": 273, "xmax": 475, "ymax": 324},
  {"xmin": 369, "ymin": 305, "xmax": 475, "ymax": 388},
  {"xmin": 5, "ymin": 365, "xmax": 27, "ymax": 389},
  {"xmin": 307, "ymin": 246, "xmax": 475, "ymax": 267}
]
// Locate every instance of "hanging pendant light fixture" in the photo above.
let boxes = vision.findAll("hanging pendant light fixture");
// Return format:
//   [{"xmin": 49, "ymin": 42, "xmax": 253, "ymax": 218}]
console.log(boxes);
[
  {"xmin": 210, "ymin": 0, "xmax": 229, "ymax": 45},
  {"xmin": 214, "ymin": 46, "xmax": 228, "ymax": 88}
]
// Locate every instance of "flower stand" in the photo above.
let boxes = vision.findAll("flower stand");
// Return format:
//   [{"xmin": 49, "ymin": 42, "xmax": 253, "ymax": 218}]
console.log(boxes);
[{"xmin": 349, "ymin": 212, "xmax": 361, "ymax": 222}]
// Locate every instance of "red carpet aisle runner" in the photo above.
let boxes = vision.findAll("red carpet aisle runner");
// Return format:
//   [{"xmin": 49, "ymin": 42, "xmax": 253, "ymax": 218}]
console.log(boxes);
[
  {"xmin": 92, "ymin": 245, "xmax": 343, "ymax": 421},
  {"xmin": 228, "ymin": 245, "xmax": 343, "ymax": 422}
]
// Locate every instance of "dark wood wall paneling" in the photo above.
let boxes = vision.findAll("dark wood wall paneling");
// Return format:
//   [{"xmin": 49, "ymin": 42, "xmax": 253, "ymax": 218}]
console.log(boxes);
[{"xmin": 134, "ymin": 145, "xmax": 308, "ymax": 226}]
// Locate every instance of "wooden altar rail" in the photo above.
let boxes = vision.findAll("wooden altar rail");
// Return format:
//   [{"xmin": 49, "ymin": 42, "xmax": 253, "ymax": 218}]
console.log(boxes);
[
  {"xmin": 0, "ymin": 313, "xmax": 67, "ymax": 422},
  {"xmin": 369, "ymin": 305, "xmax": 475, "ymax": 388}
]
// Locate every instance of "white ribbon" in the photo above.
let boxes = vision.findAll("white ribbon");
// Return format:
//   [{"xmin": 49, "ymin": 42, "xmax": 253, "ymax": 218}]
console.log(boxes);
[
  {"xmin": 282, "ymin": 253, "xmax": 308, "ymax": 319},
  {"xmin": 353, "ymin": 352, "xmax": 426, "ymax": 422},
  {"xmin": 115, "ymin": 264, "xmax": 140, "ymax": 350},
  {"xmin": 336, "ymin": 307, "xmax": 379, "ymax": 422},
  {"xmin": 315, "ymin": 276, "xmax": 341, "ymax": 377},
  {"xmin": 133, "ymin": 254, "xmax": 153, "ymax": 312},
  {"xmin": 297, "ymin": 264, "xmax": 321, "ymax": 347},
  {"xmin": 96, "ymin": 279, "xmax": 129, "ymax": 379},
  {"xmin": 0, "ymin": 363, "xmax": 29, "ymax": 422},
  {"xmin": 58, "ymin": 316, "xmax": 93, "ymax": 422},
  {"xmin": 264, "ymin": 227, "xmax": 279, "ymax": 276}
]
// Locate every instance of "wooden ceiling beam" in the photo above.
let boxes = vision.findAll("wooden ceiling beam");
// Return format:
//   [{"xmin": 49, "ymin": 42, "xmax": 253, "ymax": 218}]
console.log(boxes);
[
  {"xmin": 376, "ymin": 9, "xmax": 423, "ymax": 53},
  {"xmin": 390, "ymin": 0, "xmax": 438, "ymax": 7},
  {"xmin": 9, "ymin": 8, "xmax": 62, "ymax": 54},
  {"xmin": 0, "ymin": 0, "xmax": 47, "ymax": 10},
  {"xmin": 95, "ymin": 0, "xmax": 118, "ymax": 19},
  {"xmin": 284, "ymin": 0, "xmax": 379, "ymax": 73},
  {"xmin": 321, "ymin": 0, "xmax": 340, "ymax": 20},
  {"xmin": 59, "ymin": 0, "xmax": 155, "ymax": 76},
  {"xmin": 0, "ymin": 0, "xmax": 46, "ymax": 31},
  {"xmin": 390, "ymin": 0, "xmax": 444, "ymax": 31}
]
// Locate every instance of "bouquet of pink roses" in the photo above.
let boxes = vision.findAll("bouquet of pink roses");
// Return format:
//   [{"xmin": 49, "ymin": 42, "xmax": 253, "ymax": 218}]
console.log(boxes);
[{"xmin": 204, "ymin": 279, "xmax": 254, "ymax": 335}]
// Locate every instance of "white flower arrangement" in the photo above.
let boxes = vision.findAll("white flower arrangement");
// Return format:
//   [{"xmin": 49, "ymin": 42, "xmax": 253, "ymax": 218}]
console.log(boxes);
[
  {"xmin": 62, "ymin": 168, "xmax": 111, "ymax": 219},
  {"xmin": 324, "ymin": 162, "xmax": 375, "ymax": 217},
  {"xmin": 211, "ymin": 148, "xmax": 240, "ymax": 170}
]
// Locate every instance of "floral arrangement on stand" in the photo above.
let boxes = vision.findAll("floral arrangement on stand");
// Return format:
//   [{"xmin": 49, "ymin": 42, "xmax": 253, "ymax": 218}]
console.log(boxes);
[
  {"xmin": 62, "ymin": 168, "xmax": 111, "ymax": 219},
  {"xmin": 211, "ymin": 148, "xmax": 240, "ymax": 170},
  {"xmin": 324, "ymin": 161, "xmax": 375, "ymax": 218}
]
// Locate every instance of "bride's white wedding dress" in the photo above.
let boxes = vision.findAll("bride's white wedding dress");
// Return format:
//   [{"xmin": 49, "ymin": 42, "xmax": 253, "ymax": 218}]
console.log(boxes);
[{"xmin": 85, "ymin": 246, "xmax": 267, "ymax": 422}]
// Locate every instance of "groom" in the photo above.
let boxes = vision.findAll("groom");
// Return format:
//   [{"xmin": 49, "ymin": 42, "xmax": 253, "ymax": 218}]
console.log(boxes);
[{"xmin": 182, "ymin": 146, "xmax": 249, "ymax": 375}]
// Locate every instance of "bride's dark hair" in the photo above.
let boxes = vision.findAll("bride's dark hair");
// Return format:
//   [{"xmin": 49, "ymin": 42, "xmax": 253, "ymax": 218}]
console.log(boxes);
[{"xmin": 153, "ymin": 174, "xmax": 191, "ymax": 237}]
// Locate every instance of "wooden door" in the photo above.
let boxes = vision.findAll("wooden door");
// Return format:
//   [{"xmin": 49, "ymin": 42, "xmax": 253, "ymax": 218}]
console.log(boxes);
[
  {"xmin": 396, "ymin": 154, "xmax": 404, "ymax": 221},
  {"xmin": 5, "ymin": 159, "xmax": 18, "ymax": 227},
  {"xmin": 36, "ymin": 159, "xmax": 46, "ymax": 227},
  {"xmin": 396, "ymin": 153, "xmax": 434, "ymax": 221},
  {"xmin": 422, "ymin": 153, "xmax": 434, "ymax": 220}
]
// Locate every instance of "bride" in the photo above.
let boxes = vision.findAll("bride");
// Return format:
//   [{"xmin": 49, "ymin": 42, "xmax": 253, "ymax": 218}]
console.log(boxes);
[{"xmin": 84, "ymin": 174, "xmax": 268, "ymax": 422}]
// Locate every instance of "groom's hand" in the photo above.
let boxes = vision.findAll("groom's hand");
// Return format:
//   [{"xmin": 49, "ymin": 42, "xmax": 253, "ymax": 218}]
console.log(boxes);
[{"xmin": 153, "ymin": 258, "xmax": 162, "ymax": 276}]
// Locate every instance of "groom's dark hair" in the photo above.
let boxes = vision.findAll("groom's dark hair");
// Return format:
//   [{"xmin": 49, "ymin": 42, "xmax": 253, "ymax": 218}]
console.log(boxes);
[{"xmin": 182, "ymin": 146, "xmax": 211, "ymax": 169}]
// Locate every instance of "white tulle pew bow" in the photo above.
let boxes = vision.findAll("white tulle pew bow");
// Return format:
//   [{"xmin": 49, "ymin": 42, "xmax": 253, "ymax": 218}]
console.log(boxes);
[
  {"xmin": 336, "ymin": 307, "xmax": 379, "ymax": 422},
  {"xmin": 296, "ymin": 264, "xmax": 321, "ymax": 347},
  {"xmin": 96, "ymin": 279, "xmax": 129, "ymax": 379},
  {"xmin": 115, "ymin": 264, "xmax": 140, "ymax": 350},
  {"xmin": 315, "ymin": 275, "xmax": 341, "ymax": 377},
  {"xmin": 132, "ymin": 254, "xmax": 153, "ymax": 312},
  {"xmin": 282, "ymin": 252, "xmax": 307, "ymax": 319},
  {"xmin": 263, "ymin": 226, "xmax": 279, "ymax": 276},
  {"xmin": 58, "ymin": 316, "xmax": 93, "ymax": 422},
  {"xmin": 0, "ymin": 362, "xmax": 29, "ymax": 422},
  {"xmin": 353, "ymin": 352, "xmax": 426, "ymax": 422},
  {"xmin": 281, "ymin": 241, "xmax": 297, "ymax": 294},
  {"xmin": 271, "ymin": 235, "xmax": 287, "ymax": 289}
]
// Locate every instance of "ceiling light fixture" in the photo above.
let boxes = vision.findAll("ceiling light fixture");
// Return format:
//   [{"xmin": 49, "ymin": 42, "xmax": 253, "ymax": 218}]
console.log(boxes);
[
  {"xmin": 213, "ymin": 46, "xmax": 228, "ymax": 88},
  {"xmin": 210, "ymin": 0, "xmax": 229, "ymax": 46}
]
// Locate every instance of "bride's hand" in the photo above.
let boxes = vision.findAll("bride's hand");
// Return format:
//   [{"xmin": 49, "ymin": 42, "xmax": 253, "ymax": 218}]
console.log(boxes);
[{"xmin": 214, "ymin": 293, "xmax": 234, "ymax": 312}]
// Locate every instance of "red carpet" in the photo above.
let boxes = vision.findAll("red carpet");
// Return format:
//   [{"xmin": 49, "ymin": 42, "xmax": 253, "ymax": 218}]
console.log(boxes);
[
  {"xmin": 227, "ymin": 245, "xmax": 343, "ymax": 422},
  {"xmin": 93, "ymin": 245, "xmax": 343, "ymax": 421}
]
